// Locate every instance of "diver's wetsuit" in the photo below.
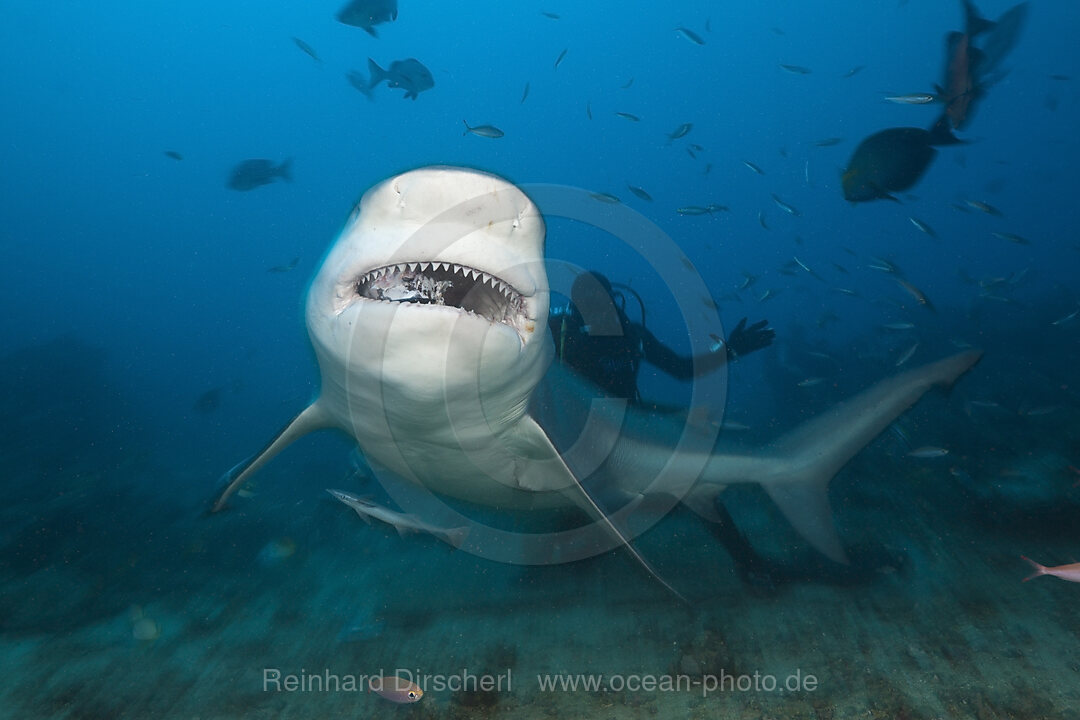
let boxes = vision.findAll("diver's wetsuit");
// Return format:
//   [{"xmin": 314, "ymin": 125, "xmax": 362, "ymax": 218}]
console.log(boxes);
[
  {"xmin": 550, "ymin": 305, "xmax": 727, "ymax": 402},
  {"xmin": 548, "ymin": 272, "xmax": 780, "ymax": 588}
]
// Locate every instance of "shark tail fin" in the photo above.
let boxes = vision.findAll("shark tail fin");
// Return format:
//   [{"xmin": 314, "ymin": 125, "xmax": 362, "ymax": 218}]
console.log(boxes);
[
  {"xmin": 707, "ymin": 351, "xmax": 981, "ymax": 563},
  {"xmin": 211, "ymin": 401, "xmax": 331, "ymax": 513},
  {"xmin": 278, "ymin": 157, "xmax": 293, "ymax": 183},
  {"xmin": 1021, "ymin": 556, "xmax": 1046, "ymax": 582}
]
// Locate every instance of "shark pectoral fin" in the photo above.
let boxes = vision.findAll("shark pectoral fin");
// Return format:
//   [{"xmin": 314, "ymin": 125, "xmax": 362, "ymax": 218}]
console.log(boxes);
[
  {"xmin": 211, "ymin": 401, "xmax": 333, "ymax": 513},
  {"xmin": 501, "ymin": 415, "xmax": 580, "ymax": 492},
  {"xmin": 506, "ymin": 416, "xmax": 688, "ymax": 604},
  {"xmin": 762, "ymin": 479, "xmax": 846, "ymax": 564}
]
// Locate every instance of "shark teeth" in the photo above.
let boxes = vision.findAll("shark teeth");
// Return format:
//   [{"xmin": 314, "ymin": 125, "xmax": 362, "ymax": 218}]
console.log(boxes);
[{"xmin": 353, "ymin": 261, "xmax": 528, "ymax": 333}]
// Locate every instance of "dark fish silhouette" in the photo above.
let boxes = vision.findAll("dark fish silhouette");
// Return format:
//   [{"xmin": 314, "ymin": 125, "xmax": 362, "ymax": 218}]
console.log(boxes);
[
  {"xmin": 227, "ymin": 159, "xmax": 292, "ymax": 191},
  {"xmin": 841, "ymin": 116, "xmax": 959, "ymax": 202},
  {"xmin": 292, "ymin": 37, "xmax": 321, "ymax": 63},
  {"xmin": 336, "ymin": 0, "xmax": 397, "ymax": 37},
  {"xmin": 268, "ymin": 257, "xmax": 300, "ymax": 273},
  {"xmin": 367, "ymin": 58, "xmax": 433, "ymax": 100},
  {"xmin": 194, "ymin": 387, "xmax": 222, "ymax": 414},
  {"xmin": 164, "ymin": 150, "xmax": 183, "ymax": 161}
]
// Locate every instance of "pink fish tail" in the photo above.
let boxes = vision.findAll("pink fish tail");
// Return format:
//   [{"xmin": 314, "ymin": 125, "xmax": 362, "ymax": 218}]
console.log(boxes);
[{"xmin": 1021, "ymin": 555, "xmax": 1046, "ymax": 582}]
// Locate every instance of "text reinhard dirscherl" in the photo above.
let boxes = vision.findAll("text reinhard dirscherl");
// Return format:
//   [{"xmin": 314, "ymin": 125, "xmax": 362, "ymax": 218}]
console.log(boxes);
[
  {"xmin": 262, "ymin": 668, "xmax": 818, "ymax": 697},
  {"xmin": 263, "ymin": 668, "xmax": 510, "ymax": 694}
]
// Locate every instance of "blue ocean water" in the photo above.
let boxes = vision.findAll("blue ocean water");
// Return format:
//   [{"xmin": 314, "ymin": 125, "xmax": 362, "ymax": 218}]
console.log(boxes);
[{"xmin": 1, "ymin": 1, "xmax": 1078, "ymax": 717}]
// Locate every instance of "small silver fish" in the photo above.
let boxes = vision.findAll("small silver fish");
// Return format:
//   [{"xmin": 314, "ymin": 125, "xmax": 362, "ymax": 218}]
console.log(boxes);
[
  {"xmin": 614, "ymin": 111, "xmax": 640, "ymax": 122},
  {"xmin": 798, "ymin": 377, "xmax": 824, "ymax": 387},
  {"xmin": 813, "ymin": 137, "xmax": 843, "ymax": 147},
  {"xmin": 895, "ymin": 342, "xmax": 919, "ymax": 367},
  {"xmin": 267, "ymin": 257, "xmax": 300, "ymax": 273},
  {"xmin": 742, "ymin": 160, "xmax": 764, "ymax": 175},
  {"xmin": 292, "ymin": 37, "xmax": 321, "ymax": 63},
  {"xmin": 908, "ymin": 446, "xmax": 948, "ymax": 458},
  {"xmin": 780, "ymin": 64, "xmax": 812, "ymax": 74},
  {"xmin": 884, "ymin": 93, "xmax": 936, "ymax": 104},
  {"xmin": 667, "ymin": 122, "xmax": 693, "ymax": 140},
  {"xmin": 590, "ymin": 192, "xmax": 621, "ymax": 204},
  {"xmin": 868, "ymin": 257, "xmax": 898, "ymax": 273},
  {"xmin": 772, "ymin": 194, "xmax": 800, "ymax": 216},
  {"xmin": 520, "ymin": 81, "xmax": 530, "ymax": 104},
  {"xmin": 1051, "ymin": 307, "xmax": 1078, "ymax": 326},
  {"xmin": 992, "ymin": 231, "xmax": 1030, "ymax": 245},
  {"xmin": 675, "ymin": 26, "xmax": 705, "ymax": 45},
  {"xmin": 627, "ymin": 184, "xmax": 653, "ymax": 202},
  {"xmin": 327, "ymin": 489, "xmax": 469, "ymax": 548},
  {"xmin": 370, "ymin": 676, "xmax": 424, "ymax": 704},
  {"xmin": 881, "ymin": 322, "xmax": 915, "ymax": 330},
  {"xmin": 554, "ymin": 48, "xmax": 568, "ymax": 69},
  {"xmin": 909, "ymin": 216, "xmax": 936, "ymax": 238},
  {"xmin": 463, "ymin": 120, "xmax": 504, "ymax": 138},
  {"xmin": 964, "ymin": 199, "xmax": 1003, "ymax": 216},
  {"xmin": 896, "ymin": 278, "xmax": 934, "ymax": 311}
]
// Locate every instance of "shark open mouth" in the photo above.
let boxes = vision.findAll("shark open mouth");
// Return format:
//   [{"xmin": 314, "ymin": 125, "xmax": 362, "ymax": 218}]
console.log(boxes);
[{"xmin": 354, "ymin": 262, "xmax": 529, "ymax": 334}]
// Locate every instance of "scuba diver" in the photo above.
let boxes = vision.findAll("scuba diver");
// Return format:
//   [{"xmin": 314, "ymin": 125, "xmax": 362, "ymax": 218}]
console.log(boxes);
[
  {"xmin": 550, "ymin": 271, "xmax": 774, "ymax": 402},
  {"xmin": 549, "ymin": 271, "xmax": 782, "ymax": 587},
  {"xmin": 548, "ymin": 271, "xmax": 904, "ymax": 592}
]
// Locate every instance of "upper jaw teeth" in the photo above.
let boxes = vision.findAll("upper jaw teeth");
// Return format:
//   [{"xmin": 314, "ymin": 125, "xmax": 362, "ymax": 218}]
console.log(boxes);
[
  {"xmin": 355, "ymin": 262, "xmax": 515, "ymax": 296},
  {"xmin": 351, "ymin": 261, "xmax": 530, "ymax": 337}
]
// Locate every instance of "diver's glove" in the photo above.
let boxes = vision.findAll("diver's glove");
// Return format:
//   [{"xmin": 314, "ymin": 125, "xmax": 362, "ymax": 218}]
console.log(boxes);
[{"xmin": 725, "ymin": 317, "xmax": 775, "ymax": 360}]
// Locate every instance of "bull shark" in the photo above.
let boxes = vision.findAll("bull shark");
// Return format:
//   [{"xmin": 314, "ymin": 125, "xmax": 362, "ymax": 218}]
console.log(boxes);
[{"xmin": 212, "ymin": 166, "xmax": 980, "ymax": 599}]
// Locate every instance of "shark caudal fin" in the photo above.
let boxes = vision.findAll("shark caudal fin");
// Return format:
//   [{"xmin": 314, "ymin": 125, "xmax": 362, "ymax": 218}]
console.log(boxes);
[
  {"xmin": 697, "ymin": 351, "xmax": 982, "ymax": 563},
  {"xmin": 210, "ymin": 402, "xmax": 332, "ymax": 513}
]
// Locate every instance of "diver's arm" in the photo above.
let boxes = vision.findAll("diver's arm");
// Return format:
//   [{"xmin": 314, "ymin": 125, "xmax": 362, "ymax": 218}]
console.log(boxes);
[{"xmin": 637, "ymin": 325, "xmax": 727, "ymax": 380}]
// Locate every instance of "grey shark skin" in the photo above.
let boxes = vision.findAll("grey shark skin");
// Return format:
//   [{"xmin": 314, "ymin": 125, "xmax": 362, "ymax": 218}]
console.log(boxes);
[{"xmin": 212, "ymin": 166, "xmax": 981, "ymax": 594}]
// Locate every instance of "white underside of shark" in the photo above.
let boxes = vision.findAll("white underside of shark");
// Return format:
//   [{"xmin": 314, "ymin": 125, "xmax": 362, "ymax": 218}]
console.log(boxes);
[{"xmin": 212, "ymin": 166, "xmax": 981, "ymax": 598}]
